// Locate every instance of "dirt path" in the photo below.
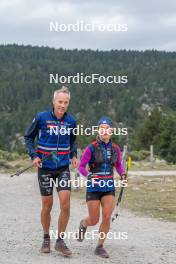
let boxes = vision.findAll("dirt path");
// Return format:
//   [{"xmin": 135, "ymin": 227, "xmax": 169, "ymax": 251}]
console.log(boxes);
[{"xmin": 0, "ymin": 173, "xmax": 175, "ymax": 264}]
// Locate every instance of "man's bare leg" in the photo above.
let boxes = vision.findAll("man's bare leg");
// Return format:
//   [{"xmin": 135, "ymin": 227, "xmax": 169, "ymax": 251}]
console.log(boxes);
[
  {"xmin": 55, "ymin": 190, "xmax": 72, "ymax": 256},
  {"xmin": 40, "ymin": 195, "xmax": 53, "ymax": 253},
  {"xmin": 58, "ymin": 190, "xmax": 71, "ymax": 235}
]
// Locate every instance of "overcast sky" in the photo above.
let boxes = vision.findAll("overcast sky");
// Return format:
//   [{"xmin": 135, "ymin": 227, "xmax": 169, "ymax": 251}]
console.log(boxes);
[{"xmin": 0, "ymin": 0, "xmax": 176, "ymax": 51}]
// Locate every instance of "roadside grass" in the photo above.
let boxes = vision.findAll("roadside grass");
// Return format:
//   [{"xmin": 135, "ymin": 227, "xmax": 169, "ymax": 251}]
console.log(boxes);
[
  {"xmin": 0, "ymin": 158, "xmax": 35, "ymax": 173},
  {"xmin": 131, "ymin": 161, "xmax": 176, "ymax": 171},
  {"xmin": 122, "ymin": 175, "xmax": 176, "ymax": 222}
]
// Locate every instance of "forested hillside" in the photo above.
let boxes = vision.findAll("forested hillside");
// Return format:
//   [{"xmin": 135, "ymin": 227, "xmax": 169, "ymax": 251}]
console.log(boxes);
[{"xmin": 0, "ymin": 45, "xmax": 176, "ymax": 161}]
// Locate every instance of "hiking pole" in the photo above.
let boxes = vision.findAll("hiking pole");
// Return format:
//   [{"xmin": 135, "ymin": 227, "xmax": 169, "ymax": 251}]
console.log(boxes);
[
  {"xmin": 10, "ymin": 152, "xmax": 54, "ymax": 177},
  {"xmin": 112, "ymin": 155, "xmax": 131, "ymax": 222}
]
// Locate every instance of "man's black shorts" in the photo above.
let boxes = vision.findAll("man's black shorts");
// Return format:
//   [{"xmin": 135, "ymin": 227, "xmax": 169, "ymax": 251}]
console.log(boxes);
[
  {"xmin": 38, "ymin": 166, "xmax": 71, "ymax": 196},
  {"xmin": 86, "ymin": 191, "xmax": 115, "ymax": 202}
]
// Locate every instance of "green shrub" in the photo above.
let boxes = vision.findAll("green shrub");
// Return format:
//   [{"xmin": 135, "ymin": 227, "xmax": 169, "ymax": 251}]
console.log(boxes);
[
  {"xmin": 0, "ymin": 149, "xmax": 20, "ymax": 161},
  {"xmin": 130, "ymin": 150, "xmax": 150, "ymax": 161}
]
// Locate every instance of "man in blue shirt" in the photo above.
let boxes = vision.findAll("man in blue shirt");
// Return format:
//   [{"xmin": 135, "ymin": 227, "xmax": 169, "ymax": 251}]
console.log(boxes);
[{"xmin": 24, "ymin": 86, "xmax": 77, "ymax": 256}]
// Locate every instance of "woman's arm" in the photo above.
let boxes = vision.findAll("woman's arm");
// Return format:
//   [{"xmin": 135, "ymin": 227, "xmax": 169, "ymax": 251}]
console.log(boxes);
[
  {"xmin": 78, "ymin": 146, "xmax": 92, "ymax": 177},
  {"xmin": 114, "ymin": 145, "xmax": 125, "ymax": 178}
]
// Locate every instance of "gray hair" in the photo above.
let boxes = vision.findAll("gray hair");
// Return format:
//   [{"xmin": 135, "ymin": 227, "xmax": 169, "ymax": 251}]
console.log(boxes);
[{"xmin": 53, "ymin": 86, "xmax": 70, "ymax": 100}]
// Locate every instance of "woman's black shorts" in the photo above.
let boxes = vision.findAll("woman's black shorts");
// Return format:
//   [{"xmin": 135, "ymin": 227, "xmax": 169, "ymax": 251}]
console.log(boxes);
[{"xmin": 86, "ymin": 191, "xmax": 115, "ymax": 202}]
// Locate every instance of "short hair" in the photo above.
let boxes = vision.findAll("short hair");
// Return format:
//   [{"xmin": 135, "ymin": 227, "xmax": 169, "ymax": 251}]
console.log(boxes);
[{"xmin": 53, "ymin": 86, "xmax": 70, "ymax": 100}]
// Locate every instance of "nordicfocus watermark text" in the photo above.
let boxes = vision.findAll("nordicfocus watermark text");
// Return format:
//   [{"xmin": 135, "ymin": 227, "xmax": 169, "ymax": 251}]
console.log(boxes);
[
  {"xmin": 49, "ymin": 73, "xmax": 128, "ymax": 84},
  {"xmin": 47, "ymin": 125, "xmax": 128, "ymax": 136},
  {"xmin": 50, "ymin": 21, "xmax": 128, "ymax": 32},
  {"xmin": 50, "ymin": 178, "xmax": 128, "ymax": 189},
  {"xmin": 50, "ymin": 230, "xmax": 128, "ymax": 240}
]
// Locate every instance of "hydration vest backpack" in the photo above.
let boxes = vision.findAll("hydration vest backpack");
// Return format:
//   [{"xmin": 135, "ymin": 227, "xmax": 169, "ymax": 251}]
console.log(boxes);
[{"xmin": 88, "ymin": 140, "xmax": 118, "ymax": 174}]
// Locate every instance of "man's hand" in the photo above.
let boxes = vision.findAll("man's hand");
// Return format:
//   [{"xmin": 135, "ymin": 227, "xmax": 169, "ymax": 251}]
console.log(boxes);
[
  {"xmin": 32, "ymin": 157, "xmax": 42, "ymax": 168},
  {"xmin": 71, "ymin": 157, "xmax": 78, "ymax": 168}
]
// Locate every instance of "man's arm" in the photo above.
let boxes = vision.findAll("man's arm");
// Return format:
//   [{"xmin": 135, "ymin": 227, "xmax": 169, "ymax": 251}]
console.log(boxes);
[
  {"xmin": 70, "ymin": 120, "xmax": 77, "ymax": 159},
  {"xmin": 24, "ymin": 115, "xmax": 39, "ymax": 160}
]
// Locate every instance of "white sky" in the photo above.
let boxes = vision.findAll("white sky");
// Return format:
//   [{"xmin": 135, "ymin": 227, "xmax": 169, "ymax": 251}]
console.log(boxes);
[{"xmin": 0, "ymin": 0, "xmax": 176, "ymax": 51}]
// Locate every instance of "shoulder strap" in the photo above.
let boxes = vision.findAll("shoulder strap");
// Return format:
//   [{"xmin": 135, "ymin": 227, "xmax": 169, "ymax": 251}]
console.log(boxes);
[
  {"xmin": 111, "ymin": 142, "xmax": 119, "ymax": 164},
  {"xmin": 89, "ymin": 140, "xmax": 98, "ymax": 153},
  {"xmin": 112, "ymin": 143, "xmax": 117, "ymax": 149}
]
